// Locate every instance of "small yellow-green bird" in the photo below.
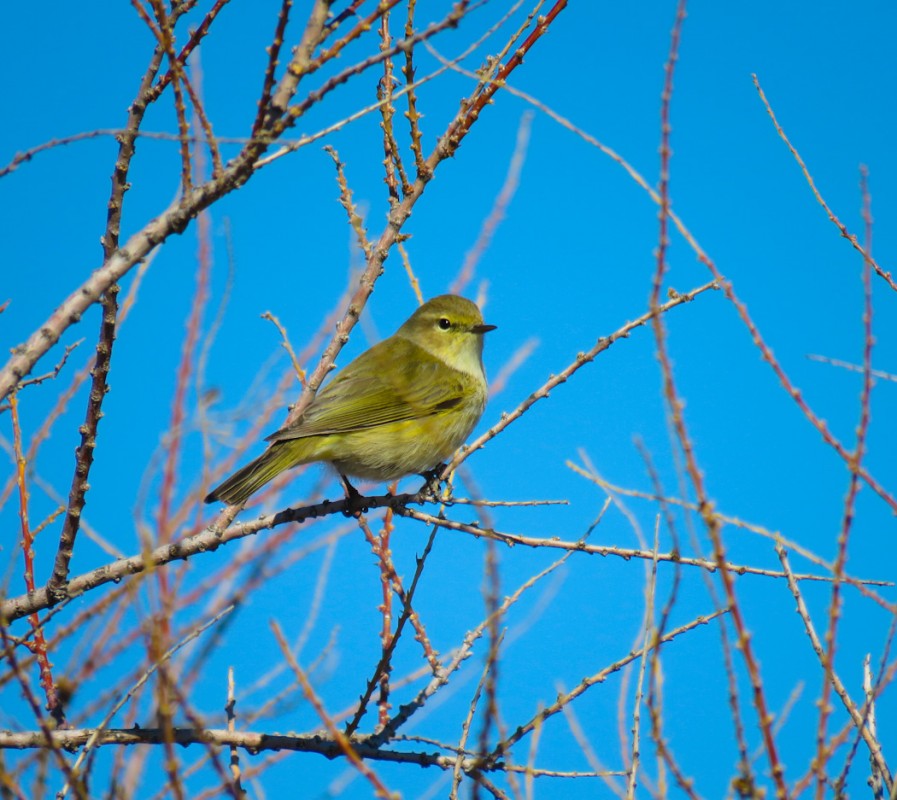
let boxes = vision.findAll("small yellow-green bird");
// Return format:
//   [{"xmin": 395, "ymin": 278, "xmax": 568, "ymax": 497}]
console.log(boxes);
[{"xmin": 204, "ymin": 294, "xmax": 496, "ymax": 505}]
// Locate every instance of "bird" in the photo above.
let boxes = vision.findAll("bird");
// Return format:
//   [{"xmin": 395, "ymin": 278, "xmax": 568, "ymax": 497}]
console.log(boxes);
[{"xmin": 204, "ymin": 294, "xmax": 496, "ymax": 505}]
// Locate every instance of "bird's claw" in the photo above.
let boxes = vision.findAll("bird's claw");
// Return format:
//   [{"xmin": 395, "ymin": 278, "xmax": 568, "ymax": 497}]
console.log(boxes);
[
  {"xmin": 339, "ymin": 474, "xmax": 369, "ymax": 516},
  {"xmin": 419, "ymin": 463, "xmax": 451, "ymax": 503}
]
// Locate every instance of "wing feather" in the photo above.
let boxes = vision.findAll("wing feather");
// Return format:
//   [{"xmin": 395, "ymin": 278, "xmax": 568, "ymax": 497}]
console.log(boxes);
[{"xmin": 265, "ymin": 337, "xmax": 476, "ymax": 443}]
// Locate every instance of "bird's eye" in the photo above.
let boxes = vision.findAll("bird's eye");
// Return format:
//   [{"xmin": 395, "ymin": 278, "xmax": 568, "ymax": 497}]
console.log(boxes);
[{"xmin": 437, "ymin": 318, "xmax": 451, "ymax": 330}]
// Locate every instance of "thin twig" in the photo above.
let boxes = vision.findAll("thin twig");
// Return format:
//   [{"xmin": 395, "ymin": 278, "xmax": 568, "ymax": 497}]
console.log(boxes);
[
  {"xmin": 9, "ymin": 393, "xmax": 65, "ymax": 726},
  {"xmin": 752, "ymin": 75, "xmax": 897, "ymax": 293},
  {"xmin": 58, "ymin": 606, "xmax": 235, "ymax": 799},
  {"xmin": 444, "ymin": 280, "xmax": 719, "ymax": 477},
  {"xmin": 261, "ymin": 311, "xmax": 306, "ymax": 386},
  {"xmin": 270, "ymin": 621, "xmax": 398, "ymax": 799},
  {"xmin": 775, "ymin": 544, "xmax": 893, "ymax": 791},
  {"xmin": 491, "ymin": 609, "xmax": 729, "ymax": 759}
]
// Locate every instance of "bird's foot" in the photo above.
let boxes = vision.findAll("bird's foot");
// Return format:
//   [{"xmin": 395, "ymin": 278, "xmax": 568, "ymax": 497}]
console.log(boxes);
[
  {"xmin": 338, "ymin": 474, "xmax": 369, "ymax": 516},
  {"xmin": 419, "ymin": 463, "xmax": 451, "ymax": 503}
]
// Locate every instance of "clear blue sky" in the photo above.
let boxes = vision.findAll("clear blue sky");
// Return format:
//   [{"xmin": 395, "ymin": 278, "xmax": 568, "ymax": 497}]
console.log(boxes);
[{"xmin": 2, "ymin": 2, "xmax": 896, "ymax": 797}]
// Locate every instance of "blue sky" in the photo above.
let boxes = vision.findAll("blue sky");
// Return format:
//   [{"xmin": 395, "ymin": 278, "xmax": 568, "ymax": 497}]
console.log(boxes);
[{"xmin": 2, "ymin": 2, "xmax": 896, "ymax": 797}]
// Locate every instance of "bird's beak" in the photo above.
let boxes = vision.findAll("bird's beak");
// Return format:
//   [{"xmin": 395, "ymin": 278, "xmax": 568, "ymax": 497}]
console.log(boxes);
[{"xmin": 471, "ymin": 323, "xmax": 497, "ymax": 334}]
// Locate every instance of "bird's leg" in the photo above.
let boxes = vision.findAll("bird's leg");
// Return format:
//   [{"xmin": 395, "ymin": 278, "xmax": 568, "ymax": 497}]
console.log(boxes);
[
  {"xmin": 419, "ymin": 462, "xmax": 451, "ymax": 502},
  {"xmin": 338, "ymin": 473, "xmax": 368, "ymax": 515}
]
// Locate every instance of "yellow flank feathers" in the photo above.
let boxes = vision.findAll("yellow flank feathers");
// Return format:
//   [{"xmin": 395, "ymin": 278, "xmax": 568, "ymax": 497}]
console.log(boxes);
[{"xmin": 205, "ymin": 295, "xmax": 496, "ymax": 505}]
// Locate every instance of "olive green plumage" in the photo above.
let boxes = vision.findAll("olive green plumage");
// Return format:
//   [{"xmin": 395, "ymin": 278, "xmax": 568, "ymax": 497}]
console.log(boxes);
[{"xmin": 205, "ymin": 295, "xmax": 496, "ymax": 505}]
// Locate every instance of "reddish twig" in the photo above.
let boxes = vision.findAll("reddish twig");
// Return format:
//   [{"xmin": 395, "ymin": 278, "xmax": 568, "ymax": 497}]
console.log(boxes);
[
  {"xmin": 650, "ymin": 4, "xmax": 787, "ymax": 794},
  {"xmin": 146, "ymin": 0, "xmax": 232, "ymax": 104},
  {"xmin": 263, "ymin": 0, "xmax": 401, "ymax": 129},
  {"xmin": 146, "ymin": 0, "xmax": 194, "ymax": 192},
  {"xmin": 270, "ymin": 621, "xmax": 398, "ymax": 799},
  {"xmin": 752, "ymin": 75, "xmax": 897, "ymax": 294},
  {"xmin": 476, "ymin": 537, "xmax": 501, "ymax": 779},
  {"xmin": 452, "ymin": 631, "xmax": 506, "ymax": 798},
  {"xmin": 345, "ymin": 528, "xmax": 439, "ymax": 737},
  {"xmin": 813, "ymin": 167, "xmax": 876, "ymax": 796},
  {"xmin": 376, "ymin": 507, "xmax": 395, "ymax": 729},
  {"xmin": 324, "ymin": 145, "xmax": 373, "ymax": 259},
  {"xmin": 448, "ymin": 0, "xmax": 566, "ymax": 145},
  {"xmin": 0, "ymin": 628, "xmax": 81, "ymax": 795},
  {"xmin": 378, "ymin": 11, "xmax": 411, "ymax": 201},
  {"xmin": 185, "ymin": 51, "xmax": 223, "ymax": 177},
  {"xmin": 402, "ymin": 0, "xmax": 426, "ymax": 176},
  {"xmin": 157, "ymin": 155, "xmax": 214, "ymax": 544},
  {"xmin": 9, "ymin": 393, "xmax": 66, "ymax": 727}
]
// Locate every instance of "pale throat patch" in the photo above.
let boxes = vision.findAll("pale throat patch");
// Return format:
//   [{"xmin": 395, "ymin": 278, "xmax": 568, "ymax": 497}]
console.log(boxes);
[{"xmin": 419, "ymin": 333, "xmax": 485, "ymax": 379}]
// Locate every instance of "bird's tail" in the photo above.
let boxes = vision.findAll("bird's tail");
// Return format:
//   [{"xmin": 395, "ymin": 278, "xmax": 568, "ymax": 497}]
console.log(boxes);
[{"xmin": 204, "ymin": 445, "xmax": 293, "ymax": 505}]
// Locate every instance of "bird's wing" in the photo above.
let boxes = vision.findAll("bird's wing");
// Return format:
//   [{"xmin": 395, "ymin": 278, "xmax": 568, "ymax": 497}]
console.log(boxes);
[{"xmin": 265, "ymin": 338, "xmax": 474, "ymax": 442}]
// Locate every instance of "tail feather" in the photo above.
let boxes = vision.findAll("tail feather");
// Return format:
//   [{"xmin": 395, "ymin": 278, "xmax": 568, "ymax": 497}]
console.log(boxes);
[{"xmin": 204, "ymin": 446, "xmax": 291, "ymax": 505}]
